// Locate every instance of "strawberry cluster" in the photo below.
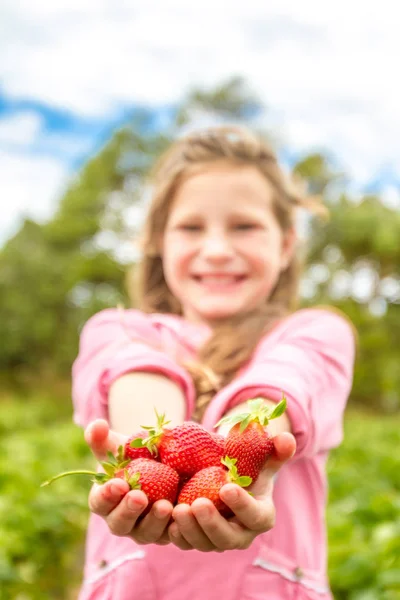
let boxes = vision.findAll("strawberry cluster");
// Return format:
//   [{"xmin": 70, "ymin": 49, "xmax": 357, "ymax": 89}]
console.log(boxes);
[{"xmin": 42, "ymin": 397, "xmax": 286, "ymax": 518}]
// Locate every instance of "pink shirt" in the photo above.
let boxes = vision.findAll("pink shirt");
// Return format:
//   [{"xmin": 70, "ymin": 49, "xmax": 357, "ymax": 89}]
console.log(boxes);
[{"xmin": 72, "ymin": 307, "xmax": 355, "ymax": 600}]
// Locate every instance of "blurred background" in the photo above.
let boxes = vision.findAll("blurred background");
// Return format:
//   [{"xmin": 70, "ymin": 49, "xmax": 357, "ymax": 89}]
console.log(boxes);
[{"xmin": 1, "ymin": 1, "xmax": 399, "ymax": 599}]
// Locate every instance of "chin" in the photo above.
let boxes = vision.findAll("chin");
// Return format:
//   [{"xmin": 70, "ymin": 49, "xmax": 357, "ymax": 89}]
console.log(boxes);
[{"xmin": 196, "ymin": 306, "xmax": 241, "ymax": 322}]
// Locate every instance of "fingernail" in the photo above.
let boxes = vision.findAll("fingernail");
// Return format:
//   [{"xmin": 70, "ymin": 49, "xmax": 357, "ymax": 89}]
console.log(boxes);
[
  {"xmin": 103, "ymin": 483, "xmax": 121, "ymax": 502},
  {"xmin": 195, "ymin": 505, "xmax": 211, "ymax": 519},
  {"xmin": 127, "ymin": 495, "xmax": 143, "ymax": 511},
  {"xmin": 224, "ymin": 488, "xmax": 239, "ymax": 503},
  {"xmin": 110, "ymin": 483, "xmax": 122, "ymax": 497},
  {"xmin": 153, "ymin": 504, "xmax": 166, "ymax": 519}
]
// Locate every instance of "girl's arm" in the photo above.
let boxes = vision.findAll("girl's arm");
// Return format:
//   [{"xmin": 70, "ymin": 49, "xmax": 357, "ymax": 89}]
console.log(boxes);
[
  {"xmin": 108, "ymin": 372, "xmax": 186, "ymax": 434},
  {"xmin": 72, "ymin": 309, "xmax": 194, "ymax": 546},
  {"xmin": 86, "ymin": 372, "xmax": 187, "ymax": 547}
]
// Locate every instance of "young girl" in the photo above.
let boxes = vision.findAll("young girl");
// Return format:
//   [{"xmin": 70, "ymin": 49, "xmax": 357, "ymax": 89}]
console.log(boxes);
[{"xmin": 72, "ymin": 126, "xmax": 355, "ymax": 600}]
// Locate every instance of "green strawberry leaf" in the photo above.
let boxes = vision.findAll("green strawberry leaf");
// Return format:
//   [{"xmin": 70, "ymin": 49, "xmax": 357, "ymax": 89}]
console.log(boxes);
[
  {"xmin": 221, "ymin": 456, "xmax": 237, "ymax": 470},
  {"xmin": 130, "ymin": 438, "xmax": 145, "ymax": 448},
  {"xmin": 93, "ymin": 473, "xmax": 109, "ymax": 484},
  {"xmin": 125, "ymin": 471, "xmax": 141, "ymax": 489},
  {"xmin": 247, "ymin": 398, "xmax": 264, "ymax": 413},
  {"xmin": 237, "ymin": 476, "xmax": 252, "ymax": 487},
  {"xmin": 267, "ymin": 396, "xmax": 287, "ymax": 419},
  {"xmin": 116, "ymin": 445, "xmax": 125, "ymax": 463},
  {"xmin": 216, "ymin": 395, "xmax": 287, "ymax": 432},
  {"xmin": 101, "ymin": 462, "xmax": 116, "ymax": 477},
  {"xmin": 118, "ymin": 459, "xmax": 131, "ymax": 469},
  {"xmin": 106, "ymin": 451, "xmax": 118, "ymax": 465},
  {"xmin": 215, "ymin": 412, "xmax": 244, "ymax": 428},
  {"xmin": 239, "ymin": 415, "xmax": 252, "ymax": 433}
]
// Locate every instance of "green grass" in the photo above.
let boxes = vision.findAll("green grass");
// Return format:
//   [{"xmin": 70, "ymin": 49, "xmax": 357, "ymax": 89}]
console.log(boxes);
[
  {"xmin": 327, "ymin": 410, "xmax": 400, "ymax": 599},
  {"xmin": 0, "ymin": 397, "xmax": 399, "ymax": 599}
]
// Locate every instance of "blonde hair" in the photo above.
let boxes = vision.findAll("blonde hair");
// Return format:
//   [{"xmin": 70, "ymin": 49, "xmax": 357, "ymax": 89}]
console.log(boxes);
[{"xmin": 126, "ymin": 126, "xmax": 328, "ymax": 420}]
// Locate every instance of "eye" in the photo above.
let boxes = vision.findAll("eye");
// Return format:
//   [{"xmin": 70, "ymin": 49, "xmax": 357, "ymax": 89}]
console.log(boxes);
[
  {"xmin": 178, "ymin": 224, "xmax": 202, "ymax": 232},
  {"xmin": 233, "ymin": 222, "xmax": 259, "ymax": 231}
]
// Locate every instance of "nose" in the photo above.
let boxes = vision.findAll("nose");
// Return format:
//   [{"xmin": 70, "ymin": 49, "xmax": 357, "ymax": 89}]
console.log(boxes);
[{"xmin": 201, "ymin": 230, "xmax": 234, "ymax": 262}]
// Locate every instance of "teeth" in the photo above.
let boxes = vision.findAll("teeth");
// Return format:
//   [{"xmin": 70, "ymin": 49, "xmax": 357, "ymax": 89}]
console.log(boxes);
[{"xmin": 196, "ymin": 276, "xmax": 239, "ymax": 284}]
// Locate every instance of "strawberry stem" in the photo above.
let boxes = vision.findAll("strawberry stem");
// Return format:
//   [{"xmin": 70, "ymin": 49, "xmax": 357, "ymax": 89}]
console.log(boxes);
[
  {"xmin": 134, "ymin": 408, "xmax": 170, "ymax": 455},
  {"xmin": 41, "ymin": 470, "xmax": 100, "ymax": 487}
]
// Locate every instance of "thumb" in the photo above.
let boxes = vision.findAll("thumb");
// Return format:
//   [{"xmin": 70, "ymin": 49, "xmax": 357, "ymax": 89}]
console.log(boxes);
[
  {"xmin": 84, "ymin": 419, "xmax": 125, "ymax": 461},
  {"xmin": 262, "ymin": 432, "xmax": 296, "ymax": 477}
]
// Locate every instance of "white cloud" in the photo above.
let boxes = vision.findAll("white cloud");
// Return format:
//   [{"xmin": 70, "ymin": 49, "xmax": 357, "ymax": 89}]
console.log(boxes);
[
  {"xmin": 0, "ymin": 0, "xmax": 399, "ymax": 244},
  {"xmin": 0, "ymin": 150, "xmax": 70, "ymax": 242},
  {"xmin": 0, "ymin": 112, "xmax": 43, "ymax": 145}
]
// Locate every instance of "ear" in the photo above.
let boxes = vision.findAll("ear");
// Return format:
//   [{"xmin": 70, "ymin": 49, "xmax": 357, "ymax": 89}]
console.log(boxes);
[{"xmin": 280, "ymin": 226, "xmax": 297, "ymax": 271}]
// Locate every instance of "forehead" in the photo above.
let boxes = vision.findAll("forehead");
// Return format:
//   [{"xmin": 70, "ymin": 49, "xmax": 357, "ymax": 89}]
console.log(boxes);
[{"xmin": 171, "ymin": 163, "xmax": 275, "ymax": 213}]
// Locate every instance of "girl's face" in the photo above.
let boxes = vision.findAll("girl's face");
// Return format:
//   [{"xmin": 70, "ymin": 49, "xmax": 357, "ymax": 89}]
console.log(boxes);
[{"xmin": 162, "ymin": 163, "xmax": 296, "ymax": 325}]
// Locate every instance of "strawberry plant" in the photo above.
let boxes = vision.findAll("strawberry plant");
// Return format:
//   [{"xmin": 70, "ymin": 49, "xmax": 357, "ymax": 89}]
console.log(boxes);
[{"xmin": 0, "ymin": 396, "xmax": 399, "ymax": 599}]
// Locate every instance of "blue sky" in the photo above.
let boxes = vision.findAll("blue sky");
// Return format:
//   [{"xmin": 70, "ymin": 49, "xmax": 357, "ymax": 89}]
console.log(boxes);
[{"xmin": 1, "ymin": 0, "xmax": 399, "ymax": 245}]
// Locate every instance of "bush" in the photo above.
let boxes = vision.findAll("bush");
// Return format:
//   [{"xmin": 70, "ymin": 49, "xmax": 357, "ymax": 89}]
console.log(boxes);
[
  {"xmin": 0, "ymin": 397, "xmax": 399, "ymax": 599},
  {"xmin": 328, "ymin": 410, "xmax": 400, "ymax": 599},
  {"xmin": 0, "ymin": 396, "xmax": 93, "ymax": 599}
]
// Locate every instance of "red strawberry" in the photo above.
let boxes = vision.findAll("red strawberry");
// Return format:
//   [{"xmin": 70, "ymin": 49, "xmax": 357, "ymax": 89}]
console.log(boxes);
[
  {"xmin": 211, "ymin": 432, "xmax": 225, "ymax": 451},
  {"xmin": 215, "ymin": 396, "xmax": 287, "ymax": 483},
  {"xmin": 159, "ymin": 422, "xmax": 225, "ymax": 477},
  {"xmin": 134, "ymin": 412, "xmax": 224, "ymax": 477},
  {"xmin": 177, "ymin": 473, "xmax": 191, "ymax": 495},
  {"xmin": 124, "ymin": 431, "xmax": 158, "ymax": 461},
  {"xmin": 178, "ymin": 457, "xmax": 252, "ymax": 517},
  {"xmin": 115, "ymin": 458, "xmax": 179, "ymax": 509}
]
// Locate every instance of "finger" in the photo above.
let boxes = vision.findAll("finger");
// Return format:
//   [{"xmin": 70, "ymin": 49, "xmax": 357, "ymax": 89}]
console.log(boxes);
[
  {"xmin": 172, "ymin": 504, "xmax": 215, "ymax": 552},
  {"xmin": 104, "ymin": 489, "xmax": 149, "ymax": 536},
  {"xmin": 132, "ymin": 500, "xmax": 174, "ymax": 545},
  {"xmin": 263, "ymin": 432, "xmax": 296, "ymax": 476},
  {"xmin": 191, "ymin": 499, "xmax": 250, "ymax": 550},
  {"xmin": 168, "ymin": 522, "xmax": 194, "ymax": 551},
  {"xmin": 155, "ymin": 532, "xmax": 171, "ymax": 546},
  {"xmin": 219, "ymin": 484, "xmax": 276, "ymax": 533},
  {"xmin": 84, "ymin": 420, "xmax": 124, "ymax": 461},
  {"xmin": 88, "ymin": 479, "xmax": 130, "ymax": 516}
]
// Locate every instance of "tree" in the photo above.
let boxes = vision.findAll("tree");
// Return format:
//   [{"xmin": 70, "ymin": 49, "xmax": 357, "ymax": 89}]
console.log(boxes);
[
  {"xmin": 302, "ymin": 191, "xmax": 400, "ymax": 412},
  {"xmin": 0, "ymin": 78, "xmax": 265, "ymax": 389}
]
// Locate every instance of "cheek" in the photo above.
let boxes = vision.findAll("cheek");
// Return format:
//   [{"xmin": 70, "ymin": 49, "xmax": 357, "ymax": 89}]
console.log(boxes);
[
  {"xmin": 162, "ymin": 238, "xmax": 192, "ymax": 280},
  {"xmin": 247, "ymin": 234, "xmax": 283, "ymax": 273},
  {"xmin": 240, "ymin": 239, "xmax": 275, "ymax": 274}
]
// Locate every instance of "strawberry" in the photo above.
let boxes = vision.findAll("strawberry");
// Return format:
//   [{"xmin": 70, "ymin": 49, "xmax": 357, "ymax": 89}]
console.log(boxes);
[
  {"xmin": 178, "ymin": 457, "xmax": 252, "ymax": 517},
  {"xmin": 133, "ymin": 412, "xmax": 224, "ymax": 477},
  {"xmin": 115, "ymin": 458, "xmax": 179, "ymax": 509},
  {"xmin": 177, "ymin": 473, "xmax": 191, "ymax": 495},
  {"xmin": 215, "ymin": 396, "xmax": 287, "ymax": 483},
  {"xmin": 211, "ymin": 432, "xmax": 225, "ymax": 452},
  {"xmin": 159, "ymin": 422, "xmax": 225, "ymax": 477},
  {"xmin": 124, "ymin": 431, "xmax": 158, "ymax": 461}
]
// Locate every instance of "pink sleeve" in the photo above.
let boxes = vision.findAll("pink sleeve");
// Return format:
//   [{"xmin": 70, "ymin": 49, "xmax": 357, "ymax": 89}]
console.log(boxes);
[
  {"xmin": 71, "ymin": 308, "xmax": 196, "ymax": 427},
  {"xmin": 202, "ymin": 309, "xmax": 356, "ymax": 459}
]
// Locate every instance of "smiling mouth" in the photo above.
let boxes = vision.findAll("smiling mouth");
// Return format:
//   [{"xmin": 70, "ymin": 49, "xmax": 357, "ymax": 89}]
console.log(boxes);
[{"xmin": 192, "ymin": 275, "xmax": 247, "ymax": 285}]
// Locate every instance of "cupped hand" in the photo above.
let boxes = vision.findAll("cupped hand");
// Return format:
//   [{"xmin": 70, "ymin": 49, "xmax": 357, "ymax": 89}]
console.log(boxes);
[
  {"xmin": 168, "ymin": 431, "xmax": 296, "ymax": 552},
  {"xmin": 84, "ymin": 419, "xmax": 173, "ymax": 546}
]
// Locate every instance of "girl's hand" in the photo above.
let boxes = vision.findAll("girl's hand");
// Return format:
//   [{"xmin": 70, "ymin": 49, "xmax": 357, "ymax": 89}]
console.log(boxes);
[
  {"xmin": 84, "ymin": 419, "xmax": 173, "ymax": 546},
  {"xmin": 168, "ymin": 432, "xmax": 296, "ymax": 552}
]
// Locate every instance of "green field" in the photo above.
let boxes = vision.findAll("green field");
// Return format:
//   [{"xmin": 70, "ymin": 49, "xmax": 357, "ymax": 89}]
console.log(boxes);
[{"xmin": 0, "ymin": 397, "xmax": 399, "ymax": 599}]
